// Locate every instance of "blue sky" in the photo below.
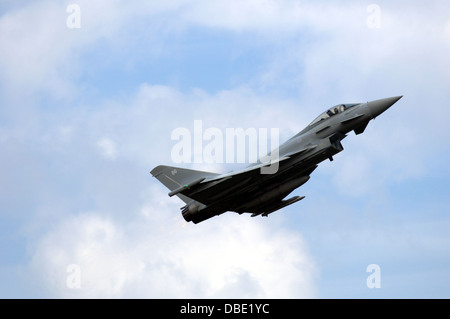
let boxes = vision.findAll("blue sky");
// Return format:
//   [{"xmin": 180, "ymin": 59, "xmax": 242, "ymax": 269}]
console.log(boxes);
[{"xmin": 0, "ymin": 0, "xmax": 449, "ymax": 298}]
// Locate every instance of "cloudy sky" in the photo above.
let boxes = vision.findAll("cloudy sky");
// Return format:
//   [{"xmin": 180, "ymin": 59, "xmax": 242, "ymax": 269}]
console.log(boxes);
[{"xmin": 0, "ymin": 0, "xmax": 449, "ymax": 298}]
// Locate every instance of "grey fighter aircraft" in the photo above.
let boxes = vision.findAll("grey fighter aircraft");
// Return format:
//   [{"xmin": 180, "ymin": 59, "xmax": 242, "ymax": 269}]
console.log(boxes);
[{"xmin": 151, "ymin": 96, "xmax": 402, "ymax": 224}]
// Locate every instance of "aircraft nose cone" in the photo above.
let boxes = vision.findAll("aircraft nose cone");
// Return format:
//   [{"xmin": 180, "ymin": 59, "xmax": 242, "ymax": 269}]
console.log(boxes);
[{"xmin": 368, "ymin": 96, "xmax": 403, "ymax": 118}]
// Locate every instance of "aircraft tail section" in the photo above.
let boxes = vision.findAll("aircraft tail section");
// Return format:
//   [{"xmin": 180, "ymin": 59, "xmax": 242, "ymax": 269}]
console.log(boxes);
[{"xmin": 150, "ymin": 165, "xmax": 219, "ymax": 204}]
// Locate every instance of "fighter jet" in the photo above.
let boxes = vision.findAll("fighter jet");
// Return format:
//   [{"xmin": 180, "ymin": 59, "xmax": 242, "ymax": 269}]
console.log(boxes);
[{"xmin": 151, "ymin": 96, "xmax": 402, "ymax": 224}]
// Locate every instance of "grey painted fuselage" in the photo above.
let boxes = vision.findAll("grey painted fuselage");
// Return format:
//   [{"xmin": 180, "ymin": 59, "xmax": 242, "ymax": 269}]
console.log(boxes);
[{"xmin": 151, "ymin": 96, "xmax": 402, "ymax": 224}]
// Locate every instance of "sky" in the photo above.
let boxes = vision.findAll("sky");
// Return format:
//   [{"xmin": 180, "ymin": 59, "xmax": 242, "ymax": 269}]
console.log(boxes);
[{"xmin": 0, "ymin": 0, "xmax": 449, "ymax": 298}]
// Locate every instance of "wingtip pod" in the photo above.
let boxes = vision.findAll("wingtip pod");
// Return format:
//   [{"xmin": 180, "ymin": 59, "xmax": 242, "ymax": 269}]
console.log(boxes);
[{"xmin": 168, "ymin": 177, "xmax": 205, "ymax": 197}]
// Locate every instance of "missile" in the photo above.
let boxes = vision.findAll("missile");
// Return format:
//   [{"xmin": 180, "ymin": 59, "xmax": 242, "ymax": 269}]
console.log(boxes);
[
  {"xmin": 243, "ymin": 176, "xmax": 310, "ymax": 213},
  {"xmin": 168, "ymin": 177, "xmax": 205, "ymax": 197},
  {"xmin": 261, "ymin": 195, "xmax": 305, "ymax": 217}
]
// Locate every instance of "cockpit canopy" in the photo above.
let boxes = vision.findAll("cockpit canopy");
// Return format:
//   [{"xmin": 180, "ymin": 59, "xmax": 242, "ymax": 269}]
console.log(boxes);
[{"xmin": 308, "ymin": 103, "xmax": 359, "ymax": 126}]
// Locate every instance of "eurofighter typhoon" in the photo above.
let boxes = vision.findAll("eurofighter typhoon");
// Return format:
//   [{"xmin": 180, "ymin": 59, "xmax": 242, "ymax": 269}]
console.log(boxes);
[{"xmin": 151, "ymin": 96, "xmax": 402, "ymax": 224}]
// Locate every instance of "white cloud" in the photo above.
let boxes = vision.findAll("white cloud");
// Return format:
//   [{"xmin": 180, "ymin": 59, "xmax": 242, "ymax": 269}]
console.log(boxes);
[
  {"xmin": 182, "ymin": 0, "xmax": 306, "ymax": 32},
  {"xmin": 97, "ymin": 137, "xmax": 118, "ymax": 160},
  {"xmin": 0, "ymin": 1, "xmax": 182, "ymax": 101},
  {"xmin": 331, "ymin": 152, "xmax": 372, "ymax": 197},
  {"xmin": 75, "ymin": 83, "xmax": 302, "ymax": 172},
  {"xmin": 2, "ymin": 0, "xmax": 450, "ymax": 299},
  {"xmin": 29, "ymin": 186, "xmax": 317, "ymax": 298}
]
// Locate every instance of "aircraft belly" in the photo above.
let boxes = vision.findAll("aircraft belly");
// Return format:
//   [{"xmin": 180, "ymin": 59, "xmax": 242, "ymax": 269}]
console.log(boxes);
[{"xmin": 182, "ymin": 159, "xmax": 296, "ymax": 205}]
